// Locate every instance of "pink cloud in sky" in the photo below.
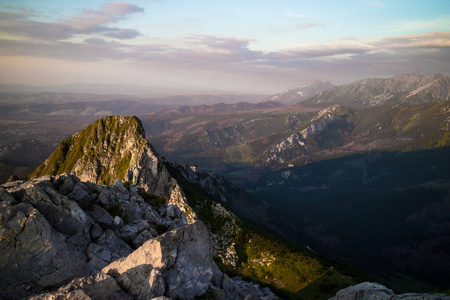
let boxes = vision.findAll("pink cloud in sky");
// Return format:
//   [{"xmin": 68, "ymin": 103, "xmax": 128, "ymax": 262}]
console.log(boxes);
[
  {"xmin": 296, "ymin": 23, "xmax": 326, "ymax": 29},
  {"xmin": 0, "ymin": 3, "xmax": 448, "ymax": 93}
]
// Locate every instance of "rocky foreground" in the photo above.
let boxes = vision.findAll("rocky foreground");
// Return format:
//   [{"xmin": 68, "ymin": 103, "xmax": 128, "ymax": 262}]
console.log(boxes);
[
  {"xmin": 330, "ymin": 282, "xmax": 450, "ymax": 300},
  {"xmin": 0, "ymin": 174, "xmax": 277, "ymax": 299}
]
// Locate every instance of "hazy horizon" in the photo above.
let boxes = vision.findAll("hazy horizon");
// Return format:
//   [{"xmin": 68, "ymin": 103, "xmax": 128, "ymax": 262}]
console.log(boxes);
[{"xmin": 0, "ymin": 0, "xmax": 449, "ymax": 94}]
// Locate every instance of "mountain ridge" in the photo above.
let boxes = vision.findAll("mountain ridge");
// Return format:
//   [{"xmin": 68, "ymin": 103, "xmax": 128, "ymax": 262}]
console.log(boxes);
[
  {"xmin": 268, "ymin": 80, "xmax": 335, "ymax": 104},
  {"xmin": 302, "ymin": 73, "xmax": 450, "ymax": 108},
  {"xmin": 21, "ymin": 115, "xmax": 375, "ymax": 299}
]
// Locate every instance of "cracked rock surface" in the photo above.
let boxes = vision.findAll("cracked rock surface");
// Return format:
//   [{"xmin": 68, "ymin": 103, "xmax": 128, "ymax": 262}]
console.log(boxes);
[
  {"xmin": 1, "ymin": 175, "xmax": 277, "ymax": 300},
  {"xmin": 0, "ymin": 174, "xmax": 187, "ymax": 299}
]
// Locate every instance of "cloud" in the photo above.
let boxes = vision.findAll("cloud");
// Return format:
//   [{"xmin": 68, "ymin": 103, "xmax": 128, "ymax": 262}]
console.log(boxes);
[
  {"xmin": 0, "ymin": 2, "xmax": 144, "ymax": 41},
  {"xmin": 179, "ymin": 35, "xmax": 262, "ymax": 64},
  {"xmin": 377, "ymin": 31, "xmax": 450, "ymax": 49},
  {"xmin": 0, "ymin": 2, "xmax": 448, "ymax": 94},
  {"xmin": 0, "ymin": 19, "xmax": 72, "ymax": 40},
  {"xmin": 100, "ymin": 2, "xmax": 144, "ymax": 15},
  {"xmin": 296, "ymin": 22, "xmax": 326, "ymax": 29},
  {"xmin": 104, "ymin": 28, "xmax": 141, "ymax": 39}
]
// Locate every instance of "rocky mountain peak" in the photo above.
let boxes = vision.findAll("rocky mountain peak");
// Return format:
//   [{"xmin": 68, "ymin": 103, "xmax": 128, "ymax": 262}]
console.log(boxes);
[
  {"xmin": 31, "ymin": 115, "xmax": 149, "ymax": 185},
  {"xmin": 31, "ymin": 115, "xmax": 197, "ymax": 223},
  {"xmin": 303, "ymin": 73, "xmax": 450, "ymax": 108},
  {"xmin": 268, "ymin": 80, "xmax": 334, "ymax": 104}
]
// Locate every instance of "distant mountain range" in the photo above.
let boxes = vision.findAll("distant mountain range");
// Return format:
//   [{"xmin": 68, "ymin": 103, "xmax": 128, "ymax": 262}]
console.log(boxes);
[
  {"xmin": 268, "ymin": 80, "xmax": 335, "ymax": 104},
  {"xmin": 143, "ymin": 100, "xmax": 450, "ymax": 169},
  {"xmin": 150, "ymin": 100, "xmax": 285, "ymax": 115},
  {"xmin": 302, "ymin": 73, "xmax": 450, "ymax": 108},
  {"xmin": 0, "ymin": 83, "xmax": 260, "ymax": 97},
  {"xmin": 0, "ymin": 92, "xmax": 268, "ymax": 117}
]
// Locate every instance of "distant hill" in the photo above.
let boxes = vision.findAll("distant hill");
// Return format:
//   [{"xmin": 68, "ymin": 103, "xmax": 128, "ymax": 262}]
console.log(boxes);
[
  {"xmin": 144, "ymin": 100, "xmax": 450, "ymax": 169},
  {"xmin": 151, "ymin": 100, "xmax": 284, "ymax": 115},
  {"xmin": 302, "ymin": 73, "xmax": 450, "ymax": 108},
  {"xmin": 268, "ymin": 80, "xmax": 334, "ymax": 104}
]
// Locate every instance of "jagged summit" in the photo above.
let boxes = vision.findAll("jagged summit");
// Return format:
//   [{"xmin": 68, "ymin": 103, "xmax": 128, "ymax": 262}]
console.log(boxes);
[
  {"xmin": 268, "ymin": 80, "xmax": 334, "ymax": 104},
  {"xmin": 31, "ymin": 116, "xmax": 148, "ymax": 185},
  {"xmin": 31, "ymin": 115, "xmax": 196, "ymax": 222},
  {"xmin": 303, "ymin": 73, "xmax": 450, "ymax": 108}
]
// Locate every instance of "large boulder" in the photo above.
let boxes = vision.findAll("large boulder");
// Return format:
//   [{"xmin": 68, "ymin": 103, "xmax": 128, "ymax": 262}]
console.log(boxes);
[
  {"xmin": 0, "ymin": 175, "xmax": 179, "ymax": 299},
  {"xmin": 102, "ymin": 220, "xmax": 220, "ymax": 299},
  {"xmin": 28, "ymin": 221, "xmax": 276, "ymax": 300},
  {"xmin": 329, "ymin": 282, "xmax": 450, "ymax": 300}
]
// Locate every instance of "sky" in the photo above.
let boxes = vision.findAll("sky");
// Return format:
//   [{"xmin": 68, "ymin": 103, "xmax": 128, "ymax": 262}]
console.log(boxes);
[{"xmin": 0, "ymin": 0, "xmax": 449, "ymax": 94}]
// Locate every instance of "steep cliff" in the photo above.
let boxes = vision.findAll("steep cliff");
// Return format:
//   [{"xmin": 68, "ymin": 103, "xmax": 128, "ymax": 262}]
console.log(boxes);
[{"xmin": 30, "ymin": 116, "xmax": 196, "ymax": 223}]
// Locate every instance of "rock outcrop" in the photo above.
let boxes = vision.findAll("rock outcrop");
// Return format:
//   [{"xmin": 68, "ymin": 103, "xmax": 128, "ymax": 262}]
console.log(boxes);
[
  {"xmin": 30, "ymin": 116, "xmax": 196, "ymax": 223},
  {"xmin": 0, "ymin": 175, "xmax": 277, "ymax": 300},
  {"xmin": 0, "ymin": 174, "xmax": 189, "ymax": 299},
  {"xmin": 29, "ymin": 221, "xmax": 276, "ymax": 300},
  {"xmin": 265, "ymin": 105, "xmax": 351, "ymax": 164},
  {"xmin": 329, "ymin": 282, "xmax": 450, "ymax": 300}
]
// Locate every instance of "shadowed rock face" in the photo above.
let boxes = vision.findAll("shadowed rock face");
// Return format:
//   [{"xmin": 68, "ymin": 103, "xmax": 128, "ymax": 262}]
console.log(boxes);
[
  {"xmin": 1, "ymin": 175, "xmax": 278, "ymax": 300},
  {"xmin": 0, "ymin": 174, "xmax": 189, "ymax": 299},
  {"xmin": 329, "ymin": 282, "xmax": 450, "ymax": 300}
]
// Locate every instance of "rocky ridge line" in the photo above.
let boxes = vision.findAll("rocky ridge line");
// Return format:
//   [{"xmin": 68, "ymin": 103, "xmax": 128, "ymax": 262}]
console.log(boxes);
[
  {"xmin": 31, "ymin": 115, "xmax": 197, "ymax": 223},
  {"xmin": 0, "ymin": 174, "xmax": 277, "ymax": 300},
  {"xmin": 303, "ymin": 73, "xmax": 450, "ymax": 108},
  {"xmin": 329, "ymin": 282, "xmax": 450, "ymax": 300}
]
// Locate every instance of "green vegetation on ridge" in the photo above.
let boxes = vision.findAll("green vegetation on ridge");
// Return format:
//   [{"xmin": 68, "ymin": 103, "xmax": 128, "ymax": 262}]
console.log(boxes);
[{"xmin": 30, "ymin": 115, "xmax": 147, "ymax": 185}]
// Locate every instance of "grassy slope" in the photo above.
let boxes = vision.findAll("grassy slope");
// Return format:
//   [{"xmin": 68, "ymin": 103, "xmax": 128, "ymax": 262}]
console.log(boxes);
[
  {"xmin": 30, "ymin": 115, "xmax": 146, "ymax": 185},
  {"xmin": 169, "ymin": 166, "xmax": 373, "ymax": 299}
]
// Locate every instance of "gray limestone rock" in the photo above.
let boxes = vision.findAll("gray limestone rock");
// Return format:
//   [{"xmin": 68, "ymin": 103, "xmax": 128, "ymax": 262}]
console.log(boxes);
[
  {"xmin": 96, "ymin": 229, "xmax": 133, "ymax": 261},
  {"xmin": 102, "ymin": 221, "xmax": 219, "ymax": 300},
  {"xmin": 88, "ymin": 205, "xmax": 113, "ymax": 229},
  {"xmin": 58, "ymin": 174, "xmax": 78, "ymax": 195},
  {"xmin": 119, "ymin": 200, "xmax": 142, "ymax": 224},
  {"xmin": 0, "ymin": 199, "xmax": 88, "ymax": 299},
  {"xmin": 28, "ymin": 272, "xmax": 132, "ymax": 300},
  {"xmin": 132, "ymin": 229, "xmax": 153, "ymax": 248},
  {"xmin": 90, "ymin": 221, "xmax": 103, "ymax": 240},
  {"xmin": 87, "ymin": 243, "xmax": 113, "ymax": 271},
  {"xmin": 118, "ymin": 224, "xmax": 139, "ymax": 242},
  {"xmin": 0, "ymin": 177, "xmax": 139, "ymax": 299},
  {"xmin": 329, "ymin": 282, "xmax": 450, "ymax": 300},
  {"xmin": 111, "ymin": 179, "xmax": 129, "ymax": 201},
  {"xmin": 112, "ymin": 215, "xmax": 124, "ymax": 230},
  {"xmin": 142, "ymin": 204, "xmax": 162, "ymax": 224},
  {"xmin": 68, "ymin": 182, "xmax": 94, "ymax": 209},
  {"xmin": 98, "ymin": 187, "xmax": 116, "ymax": 209}
]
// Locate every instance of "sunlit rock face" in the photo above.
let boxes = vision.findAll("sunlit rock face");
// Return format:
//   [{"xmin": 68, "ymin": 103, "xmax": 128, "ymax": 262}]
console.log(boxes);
[{"xmin": 31, "ymin": 115, "xmax": 197, "ymax": 223}]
